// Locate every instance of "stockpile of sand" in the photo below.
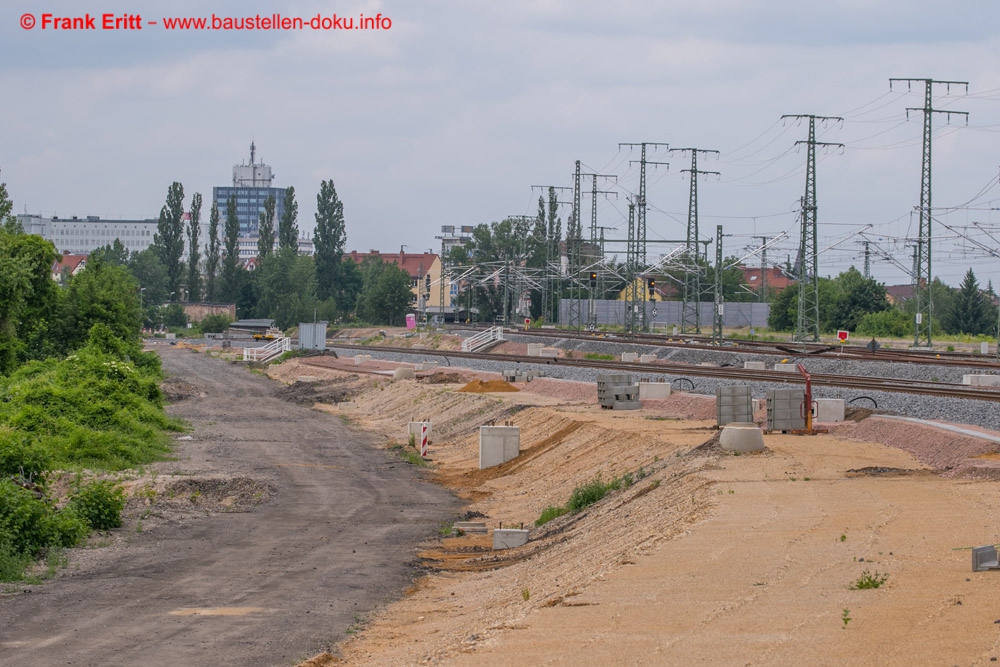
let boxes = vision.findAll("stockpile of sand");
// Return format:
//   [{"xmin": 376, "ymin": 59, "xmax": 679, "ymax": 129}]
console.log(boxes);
[{"xmin": 457, "ymin": 379, "xmax": 519, "ymax": 393}]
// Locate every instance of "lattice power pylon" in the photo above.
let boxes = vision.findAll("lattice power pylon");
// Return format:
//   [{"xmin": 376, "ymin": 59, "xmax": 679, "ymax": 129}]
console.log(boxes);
[
  {"xmin": 890, "ymin": 77, "xmax": 969, "ymax": 347},
  {"xmin": 782, "ymin": 114, "xmax": 843, "ymax": 342}
]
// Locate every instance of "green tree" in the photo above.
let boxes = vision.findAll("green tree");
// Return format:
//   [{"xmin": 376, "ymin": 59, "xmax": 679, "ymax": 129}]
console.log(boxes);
[
  {"xmin": 314, "ymin": 180, "xmax": 347, "ymax": 302},
  {"xmin": 128, "ymin": 248, "xmax": 169, "ymax": 307},
  {"xmin": 220, "ymin": 195, "xmax": 243, "ymax": 304},
  {"xmin": 256, "ymin": 195, "xmax": 276, "ymax": 259},
  {"xmin": 830, "ymin": 267, "xmax": 890, "ymax": 332},
  {"xmin": 278, "ymin": 186, "xmax": 299, "ymax": 252},
  {"xmin": 356, "ymin": 258, "xmax": 413, "ymax": 325},
  {"xmin": 0, "ymin": 227, "xmax": 60, "ymax": 372},
  {"xmin": 253, "ymin": 252, "xmax": 332, "ymax": 328},
  {"xmin": 57, "ymin": 257, "xmax": 142, "ymax": 351},
  {"xmin": 0, "ymin": 168, "xmax": 21, "ymax": 233},
  {"xmin": 204, "ymin": 203, "xmax": 221, "ymax": 302},
  {"xmin": 186, "ymin": 193, "xmax": 202, "ymax": 302},
  {"xmin": 703, "ymin": 258, "xmax": 755, "ymax": 303},
  {"xmin": 91, "ymin": 239, "xmax": 129, "ymax": 267},
  {"xmin": 944, "ymin": 268, "xmax": 994, "ymax": 335},
  {"xmin": 152, "ymin": 182, "xmax": 186, "ymax": 301}
]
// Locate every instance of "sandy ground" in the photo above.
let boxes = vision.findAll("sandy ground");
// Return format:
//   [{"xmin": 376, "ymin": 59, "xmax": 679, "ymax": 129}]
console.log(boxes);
[{"xmin": 274, "ymin": 358, "xmax": 1000, "ymax": 666}]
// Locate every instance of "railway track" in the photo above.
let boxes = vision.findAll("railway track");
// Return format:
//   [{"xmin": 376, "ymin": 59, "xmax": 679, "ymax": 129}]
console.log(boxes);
[
  {"xmin": 326, "ymin": 342, "xmax": 1000, "ymax": 403},
  {"xmin": 447, "ymin": 325, "xmax": 1000, "ymax": 369}
]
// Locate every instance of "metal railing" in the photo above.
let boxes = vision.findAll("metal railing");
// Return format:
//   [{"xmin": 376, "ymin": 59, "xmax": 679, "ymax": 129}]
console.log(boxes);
[
  {"xmin": 462, "ymin": 326, "xmax": 504, "ymax": 353},
  {"xmin": 243, "ymin": 337, "xmax": 291, "ymax": 363}
]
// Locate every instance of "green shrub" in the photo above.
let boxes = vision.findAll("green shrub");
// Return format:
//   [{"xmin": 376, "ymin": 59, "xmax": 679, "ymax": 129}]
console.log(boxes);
[
  {"xmin": 566, "ymin": 476, "xmax": 621, "ymax": 512},
  {"xmin": 198, "ymin": 313, "xmax": 232, "ymax": 334},
  {"xmin": 68, "ymin": 480, "xmax": 126, "ymax": 530},
  {"xmin": 851, "ymin": 570, "xmax": 888, "ymax": 590},
  {"xmin": 535, "ymin": 505, "xmax": 569, "ymax": 526},
  {"xmin": 0, "ymin": 429, "xmax": 51, "ymax": 482},
  {"xmin": 583, "ymin": 353, "xmax": 616, "ymax": 361},
  {"xmin": 0, "ymin": 480, "xmax": 52, "ymax": 555},
  {"xmin": 0, "ymin": 537, "xmax": 33, "ymax": 581},
  {"xmin": 855, "ymin": 310, "xmax": 912, "ymax": 338}
]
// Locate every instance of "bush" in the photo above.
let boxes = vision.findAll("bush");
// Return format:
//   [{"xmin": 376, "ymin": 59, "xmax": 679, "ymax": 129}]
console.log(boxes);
[
  {"xmin": 0, "ymin": 429, "xmax": 51, "ymax": 483},
  {"xmin": 855, "ymin": 309, "xmax": 912, "ymax": 338},
  {"xmin": 566, "ymin": 476, "xmax": 620, "ymax": 512},
  {"xmin": 162, "ymin": 303, "xmax": 188, "ymax": 328},
  {"xmin": 68, "ymin": 480, "xmax": 126, "ymax": 530},
  {"xmin": 0, "ymin": 480, "xmax": 86, "ymax": 558},
  {"xmin": 199, "ymin": 313, "xmax": 232, "ymax": 334},
  {"xmin": 535, "ymin": 505, "xmax": 569, "ymax": 526}
]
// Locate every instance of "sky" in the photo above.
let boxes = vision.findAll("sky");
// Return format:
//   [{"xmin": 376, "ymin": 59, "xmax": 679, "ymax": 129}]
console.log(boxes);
[{"xmin": 2, "ymin": 0, "xmax": 1000, "ymax": 287}]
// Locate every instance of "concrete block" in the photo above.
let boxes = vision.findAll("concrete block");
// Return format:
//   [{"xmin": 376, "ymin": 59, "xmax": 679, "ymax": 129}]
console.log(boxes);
[
  {"xmin": 744, "ymin": 361, "xmax": 766, "ymax": 371},
  {"xmin": 526, "ymin": 343, "xmax": 543, "ymax": 357},
  {"xmin": 773, "ymin": 363, "xmax": 798, "ymax": 372},
  {"xmin": 337, "ymin": 401, "xmax": 357, "ymax": 410},
  {"xmin": 720, "ymin": 422, "xmax": 766, "ymax": 453},
  {"xmin": 640, "ymin": 354, "xmax": 657, "ymax": 363},
  {"xmin": 392, "ymin": 367, "xmax": 415, "ymax": 380},
  {"xmin": 296, "ymin": 376, "xmax": 319, "ymax": 383},
  {"xmin": 639, "ymin": 382, "xmax": 671, "ymax": 399},
  {"xmin": 716, "ymin": 385, "xmax": 753, "ymax": 426},
  {"xmin": 699, "ymin": 362, "xmax": 717, "ymax": 367},
  {"xmin": 479, "ymin": 426, "xmax": 520, "ymax": 469},
  {"xmin": 621, "ymin": 352, "xmax": 639, "ymax": 362},
  {"xmin": 165, "ymin": 333, "xmax": 176, "ymax": 340},
  {"xmin": 493, "ymin": 528, "xmax": 529, "ymax": 550},
  {"xmin": 814, "ymin": 398, "xmax": 845, "ymax": 422},
  {"xmin": 612, "ymin": 400, "xmax": 642, "ymax": 410},
  {"xmin": 354, "ymin": 354, "xmax": 372, "ymax": 365},
  {"xmin": 982, "ymin": 342, "xmax": 991, "ymax": 355},
  {"xmin": 413, "ymin": 361, "xmax": 439, "ymax": 371},
  {"xmin": 412, "ymin": 344, "xmax": 427, "ymax": 349},
  {"xmin": 408, "ymin": 421, "xmax": 432, "ymax": 441},
  {"xmin": 539, "ymin": 347, "xmax": 560, "ymax": 358},
  {"xmin": 963, "ymin": 374, "xmax": 1000, "ymax": 386}
]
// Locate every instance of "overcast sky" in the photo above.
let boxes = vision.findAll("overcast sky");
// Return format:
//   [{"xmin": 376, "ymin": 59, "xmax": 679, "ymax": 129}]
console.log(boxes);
[{"xmin": 2, "ymin": 0, "xmax": 1000, "ymax": 287}]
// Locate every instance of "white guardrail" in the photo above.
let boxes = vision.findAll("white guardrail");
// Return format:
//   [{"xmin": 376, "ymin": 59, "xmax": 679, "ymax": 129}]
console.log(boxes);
[
  {"xmin": 462, "ymin": 326, "xmax": 504, "ymax": 353},
  {"xmin": 243, "ymin": 337, "xmax": 291, "ymax": 363}
]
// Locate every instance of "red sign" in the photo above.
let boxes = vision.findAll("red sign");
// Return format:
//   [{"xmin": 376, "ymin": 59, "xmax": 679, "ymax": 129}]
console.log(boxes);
[{"xmin": 837, "ymin": 330, "xmax": 849, "ymax": 342}]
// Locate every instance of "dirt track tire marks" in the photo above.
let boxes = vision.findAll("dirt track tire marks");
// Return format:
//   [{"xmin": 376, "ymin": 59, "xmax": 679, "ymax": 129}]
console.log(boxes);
[{"xmin": 0, "ymin": 348, "xmax": 459, "ymax": 666}]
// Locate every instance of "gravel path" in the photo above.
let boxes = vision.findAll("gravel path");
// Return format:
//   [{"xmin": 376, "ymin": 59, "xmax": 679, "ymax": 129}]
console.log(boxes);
[{"xmin": 0, "ymin": 348, "xmax": 458, "ymax": 667}]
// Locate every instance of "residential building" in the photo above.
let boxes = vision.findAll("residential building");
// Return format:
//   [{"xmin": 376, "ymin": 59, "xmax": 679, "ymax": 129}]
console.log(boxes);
[
  {"xmin": 51, "ymin": 254, "xmax": 87, "ymax": 282},
  {"xmin": 739, "ymin": 266, "xmax": 796, "ymax": 295},
  {"xmin": 346, "ymin": 250, "xmax": 453, "ymax": 316},
  {"xmin": 212, "ymin": 142, "xmax": 285, "ymax": 238}
]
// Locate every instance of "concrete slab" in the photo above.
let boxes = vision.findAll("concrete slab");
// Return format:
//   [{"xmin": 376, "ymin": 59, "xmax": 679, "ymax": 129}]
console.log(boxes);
[
  {"xmin": 814, "ymin": 398, "xmax": 845, "ymax": 422},
  {"xmin": 408, "ymin": 421, "xmax": 432, "ymax": 441},
  {"xmin": 773, "ymin": 363, "xmax": 798, "ymax": 372},
  {"xmin": 493, "ymin": 529, "xmax": 529, "ymax": 550},
  {"xmin": 719, "ymin": 422, "xmax": 765, "ymax": 453},
  {"xmin": 354, "ymin": 354, "xmax": 372, "ymax": 365},
  {"xmin": 621, "ymin": 352, "xmax": 639, "ymax": 362},
  {"xmin": 393, "ymin": 367, "xmax": 415, "ymax": 380},
  {"xmin": 539, "ymin": 347, "xmax": 560, "ymax": 358},
  {"xmin": 962, "ymin": 374, "xmax": 1000, "ymax": 386},
  {"xmin": 744, "ymin": 361, "xmax": 766, "ymax": 371},
  {"xmin": 479, "ymin": 426, "xmax": 520, "ymax": 469},
  {"xmin": 639, "ymin": 382, "xmax": 671, "ymax": 399},
  {"xmin": 526, "ymin": 343, "xmax": 543, "ymax": 357},
  {"xmin": 640, "ymin": 354, "xmax": 657, "ymax": 363}
]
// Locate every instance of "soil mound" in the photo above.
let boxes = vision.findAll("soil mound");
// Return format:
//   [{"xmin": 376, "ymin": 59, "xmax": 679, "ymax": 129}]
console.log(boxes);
[
  {"xmin": 276, "ymin": 379, "xmax": 358, "ymax": 405},
  {"xmin": 422, "ymin": 372, "xmax": 466, "ymax": 384},
  {"xmin": 457, "ymin": 379, "xmax": 519, "ymax": 393}
]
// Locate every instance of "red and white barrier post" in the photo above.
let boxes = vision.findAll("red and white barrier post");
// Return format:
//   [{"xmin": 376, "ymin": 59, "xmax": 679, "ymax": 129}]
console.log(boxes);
[{"xmin": 420, "ymin": 423, "xmax": 429, "ymax": 457}]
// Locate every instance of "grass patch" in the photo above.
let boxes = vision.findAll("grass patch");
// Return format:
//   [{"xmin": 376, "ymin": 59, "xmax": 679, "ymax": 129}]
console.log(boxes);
[
  {"xmin": 583, "ymin": 353, "xmax": 615, "ymax": 361},
  {"xmin": 850, "ymin": 570, "xmax": 888, "ymax": 590},
  {"xmin": 534, "ymin": 505, "xmax": 569, "ymax": 527},
  {"xmin": 389, "ymin": 443, "xmax": 430, "ymax": 467}
]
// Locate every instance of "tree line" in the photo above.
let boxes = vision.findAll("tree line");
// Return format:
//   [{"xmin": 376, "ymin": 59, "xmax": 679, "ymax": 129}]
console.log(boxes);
[{"xmin": 89, "ymin": 180, "xmax": 414, "ymax": 329}]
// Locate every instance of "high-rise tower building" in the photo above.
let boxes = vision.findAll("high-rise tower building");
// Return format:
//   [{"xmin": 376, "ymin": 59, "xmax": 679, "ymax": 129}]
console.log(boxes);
[{"xmin": 212, "ymin": 142, "xmax": 285, "ymax": 237}]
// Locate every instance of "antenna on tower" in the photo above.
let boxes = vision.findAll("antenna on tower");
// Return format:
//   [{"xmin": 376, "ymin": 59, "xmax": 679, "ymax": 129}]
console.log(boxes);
[{"xmin": 250, "ymin": 140, "xmax": 256, "ymax": 166}]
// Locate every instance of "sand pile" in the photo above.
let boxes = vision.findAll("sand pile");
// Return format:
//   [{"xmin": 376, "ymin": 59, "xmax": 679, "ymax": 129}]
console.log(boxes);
[{"xmin": 457, "ymin": 379, "xmax": 520, "ymax": 393}]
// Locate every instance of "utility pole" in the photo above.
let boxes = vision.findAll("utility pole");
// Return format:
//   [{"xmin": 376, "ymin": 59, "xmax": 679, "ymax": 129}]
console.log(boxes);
[
  {"xmin": 671, "ymin": 147, "xmax": 719, "ymax": 333},
  {"xmin": 890, "ymin": 77, "xmax": 969, "ymax": 347},
  {"xmin": 584, "ymin": 173, "xmax": 616, "ymax": 331},
  {"xmin": 713, "ymin": 225, "xmax": 724, "ymax": 345},
  {"xmin": 567, "ymin": 161, "xmax": 585, "ymax": 332},
  {"xmin": 624, "ymin": 200, "xmax": 640, "ymax": 336},
  {"xmin": 621, "ymin": 142, "xmax": 669, "ymax": 329},
  {"xmin": 781, "ymin": 114, "xmax": 843, "ymax": 342},
  {"xmin": 862, "ymin": 240, "xmax": 871, "ymax": 279},
  {"xmin": 754, "ymin": 235, "xmax": 772, "ymax": 301}
]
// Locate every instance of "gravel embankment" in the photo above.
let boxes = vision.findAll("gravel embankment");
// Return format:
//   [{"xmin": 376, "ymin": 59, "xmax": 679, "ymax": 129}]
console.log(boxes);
[{"xmin": 328, "ymin": 332, "xmax": 1000, "ymax": 433}]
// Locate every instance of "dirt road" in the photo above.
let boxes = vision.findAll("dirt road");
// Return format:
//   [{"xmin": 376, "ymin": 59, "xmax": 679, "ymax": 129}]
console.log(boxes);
[{"xmin": 0, "ymin": 347, "xmax": 458, "ymax": 666}]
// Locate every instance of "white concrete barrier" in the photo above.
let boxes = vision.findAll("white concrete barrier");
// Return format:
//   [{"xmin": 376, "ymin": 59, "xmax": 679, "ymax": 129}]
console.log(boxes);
[
  {"xmin": 773, "ymin": 364, "xmax": 798, "ymax": 373},
  {"xmin": 493, "ymin": 528, "xmax": 529, "ymax": 550},
  {"xmin": 479, "ymin": 426, "xmax": 520, "ymax": 468},
  {"xmin": 744, "ymin": 361, "xmax": 766, "ymax": 371},
  {"xmin": 621, "ymin": 352, "xmax": 639, "ymax": 362},
  {"xmin": 638, "ymin": 382, "xmax": 671, "ymax": 399},
  {"xmin": 813, "ymin": 398, "xmax": 845, "ymax": 422}
]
